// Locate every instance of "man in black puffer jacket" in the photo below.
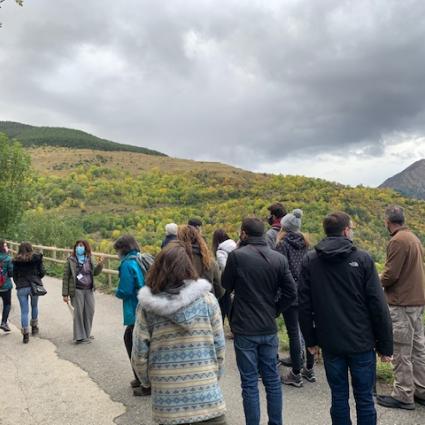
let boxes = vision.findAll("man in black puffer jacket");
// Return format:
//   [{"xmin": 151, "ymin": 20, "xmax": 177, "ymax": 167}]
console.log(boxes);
[
  {"xmin": 299, "ymin": 212, "xmax": 393, "ymax": 425},
  {"xmin": 222, "ymin": 217, "xmax": 296, "ymax": 425}
]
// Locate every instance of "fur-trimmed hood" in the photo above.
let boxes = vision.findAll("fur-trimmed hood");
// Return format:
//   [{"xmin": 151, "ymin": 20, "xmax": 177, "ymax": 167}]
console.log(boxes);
[{"xmin": 137, "ymin": 279, "xmax": 212, "ymax": 325}]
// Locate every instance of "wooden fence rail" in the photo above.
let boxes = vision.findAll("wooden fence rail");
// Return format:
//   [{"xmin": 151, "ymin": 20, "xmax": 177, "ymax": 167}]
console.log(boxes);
[{"xmin": 6, "ymin": 240, "xmax": 119, "ymax": 287}]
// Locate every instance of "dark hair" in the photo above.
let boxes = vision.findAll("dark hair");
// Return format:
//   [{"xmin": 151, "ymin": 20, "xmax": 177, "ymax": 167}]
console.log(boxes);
[
  {"xmin": 323, "ymin": 212, "xmax": 351, "ymax": 237},
  {"xmin": 147, "ymin": 240, "xmax": 199, "ymax": 295},
  {"xmin": 0, "ymin": 239, "xmax": 7, "ymax": 254},
  {"xmin": 212, "ymin": 229, "xmax": 231, "ymax": 256},
  {"xmin": 241, "ymin": 217, "xmax": 265, "ymax": 237},
  {"xmin": 188, "ymin": 218, "xmax": 203, "ymax": 228},
  {"xmin": 73, "ymin": 240, "xmax": 92, "ymax": 257},
  {"xmin": 385, "ymin": 205, "xmax": 405, "ymax": 225},
  {"xmin": 15, "ymin": 242, "xmax": 34, "ymax": 262},
  {"xmin": 177, "ymin": 225, "xmax": 212, "ymax": 270},
  {"xmin": 268, "ymin": 203, "xmax": 286, "ymax": 219},
  {"xmin": 113, "ymin": 235, "xmax": 140, "ymax": 255}
]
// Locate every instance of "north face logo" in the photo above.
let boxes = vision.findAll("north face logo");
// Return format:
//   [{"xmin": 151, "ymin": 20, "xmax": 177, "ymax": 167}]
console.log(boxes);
[{"xmin": 349, "ymin": 261, "xmax": 359, "ymax": 267}]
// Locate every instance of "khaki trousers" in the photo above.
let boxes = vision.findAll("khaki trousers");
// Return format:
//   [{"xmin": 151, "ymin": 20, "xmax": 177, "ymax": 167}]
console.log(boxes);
[{"xmin": 389, "ymin": 305, "xmax": 425, "ymax": 403}]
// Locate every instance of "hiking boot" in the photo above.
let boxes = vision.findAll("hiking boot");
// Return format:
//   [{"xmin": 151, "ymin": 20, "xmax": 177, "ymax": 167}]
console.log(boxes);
[
  {"xmin": 301, "ymin": 367, "xmax": 316, "ymax": 383},
  {"xmin": 281, "ymin": 370, "xmax": 303, "ymax": 388},
  {"xmin": 0, "ymin": 322, "xmax": 11, "ymax": 332},
  {"xmin": 133, "ymin": 386, "xmax": 151, "ymax": 396},
  {"xmin": 377, "ymin": 395, "xmax": 415, "ymax": 410},
  {"xmin": 414, "ymin": 396, "xmax": 425, "ymax": 407},
  {"xmin": 31, "ymin": 319, "xmax": 39, "ymax": 336},
  {"xmin": 22, "ymin": 328, "xmax": 30, "ymax": 344},
  {"xmin": 130, "ymin": 378, "xmax": 141, "ymax": 388}
]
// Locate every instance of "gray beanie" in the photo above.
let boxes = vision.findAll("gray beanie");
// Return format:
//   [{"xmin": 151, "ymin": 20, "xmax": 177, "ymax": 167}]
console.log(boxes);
[
  {"xmin": 281, "ymin": 209, "xmax": 303, "ymax": 232},
  {"xmin": 165, "ymin": 223, "xmax": 178, "ymax": 236}
]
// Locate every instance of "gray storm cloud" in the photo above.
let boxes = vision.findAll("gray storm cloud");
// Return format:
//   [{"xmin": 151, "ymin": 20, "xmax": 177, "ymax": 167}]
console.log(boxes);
[{"xmin": 1, "ymin": 0, "xmax": 425, "ymax": 168}]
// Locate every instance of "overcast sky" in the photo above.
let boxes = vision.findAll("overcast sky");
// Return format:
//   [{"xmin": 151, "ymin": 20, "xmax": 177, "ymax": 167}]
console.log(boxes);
[{"xmin": 2, "ymin": 0, "xmax": 425, "ymax": 186}]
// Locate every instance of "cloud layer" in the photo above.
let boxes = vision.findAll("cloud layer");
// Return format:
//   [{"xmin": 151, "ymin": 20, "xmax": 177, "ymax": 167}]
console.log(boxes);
[{"xmin": 1, "ymin": 0, "xmax": 425, "ymax": 184}]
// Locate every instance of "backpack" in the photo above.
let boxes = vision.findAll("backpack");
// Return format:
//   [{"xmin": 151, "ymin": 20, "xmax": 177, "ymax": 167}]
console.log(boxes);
[
  {"xmin": 129, "ymin": 252, "xmax": 155, "ymax": 279},
  {"xmin": 0, "ymin": 260, "xmax": 7, "ymax": 288}
]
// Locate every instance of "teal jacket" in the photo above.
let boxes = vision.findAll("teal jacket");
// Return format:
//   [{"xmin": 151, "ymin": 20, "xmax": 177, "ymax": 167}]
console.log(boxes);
[
  {"xmin": 115, "ymin": 250, "xmax": 145, "ymax": 326},
  {"xmin": 0, "ymin": 253, "xmax": 13, "ymax": 292}
]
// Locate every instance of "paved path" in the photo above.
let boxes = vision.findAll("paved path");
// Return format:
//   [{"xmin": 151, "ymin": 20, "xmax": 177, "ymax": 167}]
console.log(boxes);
[{"xmin": 2, "ymin": 276, "xmax": 425, "ymax": 425}]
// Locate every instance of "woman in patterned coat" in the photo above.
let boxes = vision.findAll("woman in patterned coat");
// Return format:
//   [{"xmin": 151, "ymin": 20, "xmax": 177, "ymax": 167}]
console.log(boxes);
[{"xmin": 132, "ymin": 240, "xmax": 227, "ymax": 425}]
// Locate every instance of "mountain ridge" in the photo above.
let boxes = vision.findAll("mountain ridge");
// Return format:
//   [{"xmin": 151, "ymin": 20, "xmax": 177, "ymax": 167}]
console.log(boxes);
[
  {"xmin": 0, "ymin": 121, "xmax": 166, "ymax": 156},
  {"xmin": 380, "ymin": 159, "xmax": 425, "ymax": 199}
]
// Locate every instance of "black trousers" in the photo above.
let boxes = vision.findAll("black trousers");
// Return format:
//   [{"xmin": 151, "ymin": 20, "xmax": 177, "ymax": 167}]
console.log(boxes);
[
  {"xmin": 0, "ymin": 289, "xmax": 12, "ymax": 324},
  {"xmin": 124, "ymin": 325, "xmax": 139, "ymax": 382},
  {"xmin": 282, "ymin": 306, "xmax": 315, "ymax": 373}
]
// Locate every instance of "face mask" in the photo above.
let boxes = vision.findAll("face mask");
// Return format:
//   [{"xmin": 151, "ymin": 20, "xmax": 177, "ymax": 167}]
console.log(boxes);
[
  {"xmin": 76, "ymin": 246, "xmax": 85, "ymax": 256},
  {"xmin": 267, "ymin": 215, "xmax": 274, "ymax": 225}
]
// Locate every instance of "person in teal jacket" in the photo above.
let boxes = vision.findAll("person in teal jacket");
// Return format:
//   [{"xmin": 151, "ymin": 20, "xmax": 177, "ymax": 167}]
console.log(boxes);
[
  {"xmin": 0, "ymin": 240, "xmax": 13, "ymax": 332},
  {"xmin": 113, "ymin": 234, "xmax": 149, "ymax": 397}
]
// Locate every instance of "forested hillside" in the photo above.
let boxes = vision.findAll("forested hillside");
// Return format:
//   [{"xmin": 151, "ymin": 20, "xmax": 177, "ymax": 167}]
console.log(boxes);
[
  {"xmin": 0, "ymin": 121, "xmax": 165, "ymax": 156},
  {"xmin": 6, "ymin": 148, "xmax": 425, "ymax": 266}
]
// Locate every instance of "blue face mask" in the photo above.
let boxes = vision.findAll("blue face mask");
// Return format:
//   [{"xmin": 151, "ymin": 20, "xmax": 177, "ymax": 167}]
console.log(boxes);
[{"xmin": 76, "ymin": 246, "xmax": 85, "ymax": 256}]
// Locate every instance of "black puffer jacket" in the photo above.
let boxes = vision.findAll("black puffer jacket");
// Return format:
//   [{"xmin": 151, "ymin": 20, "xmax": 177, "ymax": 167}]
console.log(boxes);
[
  {"xmin": 13, "ymin": 253, "xmax": 46, "ymax": 289},
  {"xmin": 298, "ymin": 236, "xmax": 393, "ymax": 356},
  {"xmin": 275, "ymin": 232, "xmax": 308, "ymax": 283},
  {"xmin": 222, "ymin": 236, "xmax": 297, "ymax": 336}
]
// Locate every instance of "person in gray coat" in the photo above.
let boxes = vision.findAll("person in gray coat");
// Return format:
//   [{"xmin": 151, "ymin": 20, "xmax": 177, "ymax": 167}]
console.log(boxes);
[{"xmin": 63, "ymin": 240, "xmax": 104, "ymax": 343}]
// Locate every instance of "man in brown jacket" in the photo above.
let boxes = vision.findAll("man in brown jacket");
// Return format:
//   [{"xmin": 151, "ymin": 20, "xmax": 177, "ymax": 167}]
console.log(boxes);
[{"xmin": 377, "ymin": 205, "xmax": 425, "ymax": 410}]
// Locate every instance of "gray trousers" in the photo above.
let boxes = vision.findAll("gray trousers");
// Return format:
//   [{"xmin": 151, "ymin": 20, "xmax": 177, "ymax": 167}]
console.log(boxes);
[
  {"xmin": 390, "ymin": 305, "xmax": 425, "ymax": 403},
  {"xmin": 71, "ymin": 289, "xmax": 95, "ymax": 341}
]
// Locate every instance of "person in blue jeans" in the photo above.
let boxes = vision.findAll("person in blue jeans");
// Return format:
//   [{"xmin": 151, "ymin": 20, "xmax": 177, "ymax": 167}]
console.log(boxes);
[
  {"xmin": 12, "ymin": 242, "xmax": 46, "ymax": 343},
  {"xmin": 222, "ymin": 217, "xmax": 297, "ymax": 425},
  {"xmin": 298, "ymin": 212, "xmax": 394, "ymax": 425}
]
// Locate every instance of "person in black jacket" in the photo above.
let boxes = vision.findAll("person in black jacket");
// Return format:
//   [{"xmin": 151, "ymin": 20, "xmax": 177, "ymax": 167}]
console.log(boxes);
[
  {"xmin": 13, "ymin": 242, "xmax": 46, "ymax": 344},
  {"xmin": 222, "ymin": 217, "xmax": 296, "ymax": 425},
  {"xmin": 298, "ymin": 212, "xmax": 393, "ymax": 425}
]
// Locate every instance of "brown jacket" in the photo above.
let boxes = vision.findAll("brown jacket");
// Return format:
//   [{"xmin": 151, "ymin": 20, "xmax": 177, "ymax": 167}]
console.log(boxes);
[{"xmin": 381, "ymin": 227, "xmax": 425, "ymax": 306}]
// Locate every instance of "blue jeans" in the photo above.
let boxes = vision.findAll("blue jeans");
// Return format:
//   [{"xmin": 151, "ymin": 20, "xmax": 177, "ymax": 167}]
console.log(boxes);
[
  {"xmin": 234, "ymin": 334, "xmax": 283, "ymax": 425},
  {"xmin": 323, "ymin": 350, "xmax": 377, "ymax": 425},
  {"xmin": 17, "ymin": 287, "xmax": 39, "ymax": 329}
]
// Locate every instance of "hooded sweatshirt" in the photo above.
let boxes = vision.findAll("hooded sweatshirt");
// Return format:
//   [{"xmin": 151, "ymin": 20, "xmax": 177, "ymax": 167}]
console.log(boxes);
[
  {"xmin": 216, "ymin": 239, "xmax": 237, "ymax": 271},
  {"xmin": 132, "ymin": 279, "xmax": 226, "ymax": 425},
  {"xmin": 298, "ymin": 236, "xmax": 393, "ymax": 356}
]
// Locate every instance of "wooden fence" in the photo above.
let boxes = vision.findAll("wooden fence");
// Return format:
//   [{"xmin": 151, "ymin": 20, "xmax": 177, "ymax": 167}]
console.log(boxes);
[{"xmin": 6, "ymin": 240, "xmax": 119, "ymax": 287}]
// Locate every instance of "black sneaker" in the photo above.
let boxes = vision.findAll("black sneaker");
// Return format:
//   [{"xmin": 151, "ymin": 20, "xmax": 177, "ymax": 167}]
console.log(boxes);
[
  {"xmin": 377, "ymin": 395, "xmax": 415, "ymax": 410},
  {"xmin": 31, "ymin": 326, "xmax": 39, "ymax": 336},
  {"xmin": 133, "ymin": 386, "xmax": 151, "ymax": 396},
  {"xmin": 281, "ymin": 370, "xmax": 303, "ymax": 388},
  {"xmin": 301, "ymin": 367, "xmax": 316, "ymax": 383},
  {"xmin": 23, "ymin": 333, "xmax": 29, "ymax": 344},
  {"xmin": 414, "ymin": 396, "xmax": 425, "ymax": 407},
  {"xmin": 0, "ymin": 322, "xmax": 11, "ymax": 332}
]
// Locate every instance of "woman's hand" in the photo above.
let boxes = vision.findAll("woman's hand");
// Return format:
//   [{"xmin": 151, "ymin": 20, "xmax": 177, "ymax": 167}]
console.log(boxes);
[{"xmin": 63, "ymin": 296, "xmax": 69, "ymax": 304}]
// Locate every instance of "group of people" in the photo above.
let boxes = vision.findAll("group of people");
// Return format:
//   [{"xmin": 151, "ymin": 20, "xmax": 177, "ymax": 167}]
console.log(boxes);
[{"xmin": 1, "ymin": 203, "xmax": 425, "ymax": 425}]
